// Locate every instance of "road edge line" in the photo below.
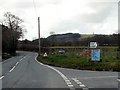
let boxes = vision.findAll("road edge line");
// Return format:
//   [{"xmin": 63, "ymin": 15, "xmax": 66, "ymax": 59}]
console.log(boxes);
[
  {"xmin": 0, "ymin": 76, "xmax": 4, "ymax": 79},
  {"xmin": 117, "ymin": 79, "xmax": 120, "ymax": 82},
  {"xmin": 35, "ymin": 53, "xmax": 75, "ymax": 90}
]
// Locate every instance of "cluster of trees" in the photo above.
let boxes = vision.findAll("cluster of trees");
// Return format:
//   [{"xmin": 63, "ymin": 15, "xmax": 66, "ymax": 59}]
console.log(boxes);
[
  {"xmin": 40, "ymin": 33, "xmax": 118, "ymax": 47},
  {"xmin": 17, "ymin": 33, "xmax": 119, "ymax": 53},
  {"xmin": 2, "ymin": 12, "xmax": 25, "ymax": 55},
  {"xmin": 17, "ymin": 33, "xmax": 81, "ymax": 52}
]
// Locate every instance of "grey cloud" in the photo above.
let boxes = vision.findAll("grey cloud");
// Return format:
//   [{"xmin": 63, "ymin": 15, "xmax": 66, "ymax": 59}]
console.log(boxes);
[
  {"xmin": 15, "ymin": 0, "xmax": 63, "ymax": 9},
  {"xmin": 0, "ymin": 1, "xmax": 41, "ymax": 10},
  {"xmin": 51, "ymin": 2, "xmax": 117, "ymax": 34},
  {"xmin": 80, "ymin": 2, "xmax": 115, "ymax": 23},
  {"xmin": 15, "ymin": 1, "xmax": 42, "ymax": 9},
  {"xmin": 50, "ymin": 18, "xmax": 89, "ymax": 34}
]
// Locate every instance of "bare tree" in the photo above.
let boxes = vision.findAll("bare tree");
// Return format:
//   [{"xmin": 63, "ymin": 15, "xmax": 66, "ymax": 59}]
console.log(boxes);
[
  {"xmin": 4, "ymin": 12, "xmax": 26, "ymax": 38},
  {"xmin": 3, "ymin": 12, "xmax": 26, "ymax": 54}
]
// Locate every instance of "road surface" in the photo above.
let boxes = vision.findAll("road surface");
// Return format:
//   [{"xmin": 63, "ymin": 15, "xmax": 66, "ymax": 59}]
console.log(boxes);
[{"xmin": 0, "ymin": 51, "xmax": 119, "ymax": 90}]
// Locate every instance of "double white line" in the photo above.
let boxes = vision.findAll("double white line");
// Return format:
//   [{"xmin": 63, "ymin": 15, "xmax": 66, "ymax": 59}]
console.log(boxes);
[{"xmin": 72, "ymin": 78, "xmax": 86, "ymax": 88}]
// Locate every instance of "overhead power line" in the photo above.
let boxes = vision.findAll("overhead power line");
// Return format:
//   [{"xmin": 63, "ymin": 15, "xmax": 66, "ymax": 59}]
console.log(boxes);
[
  {"xmin": 32, "ymin": 0, "xmax": 41, "ymax": 53},
  {"xmin": 33, "ymin": 0, "xmax": 38, "ymax": 18}
]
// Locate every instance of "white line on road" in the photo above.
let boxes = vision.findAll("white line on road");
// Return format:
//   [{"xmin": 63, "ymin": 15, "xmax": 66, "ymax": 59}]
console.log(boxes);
[
  {"xmin": 46, "ymin": 65, "xmax": 74, "ymax": 88},
  {"xmin": 9, "ymin": 66, "xmax": 16, "ymax": 72},
  {"xmin": 0, "ymin": 76, "xmax": 4, "ymax": 79},
  {"xmin": 18, "ymin": 56, "xmax": 26, "ymax": 62},
  {"xmin": 15, "ymin": 62, "xmax": 19, "ymax": 66},
  {"xmin": 77, "ymin": 82, "xmax": 82, "ymax": 85},
  {"xmin": 66, "ymin": 80, "xmax": 72, "ymax": 85},
  {"xmin": 35, "ymin": 55, "xmax": 44, "ymax": 66},
  {"xmin": 117, "ymin": 79, "xmax": 120, "ymax": 82},
  {"xmin": 72, "ymin": 78, "xmax": 82, "ymax": 85},
  {"xmin": 79, "ymin": 84, "xmax": 86, "ymax": 87},
  {"xmin": 68, "ymin": 84, "xmax": 74, "ymax": 87},
  {"xmin": 35, "ymin": 54, "xmax": 74, "ymax": 89},
  {"xmin": 9, "ymin": 56, "xmax": 26, "ymax": 73},
  {"xmin": 72, "ymin": 78, "xmax": 87, "ymax": 88},
  {"xmin": 19, "ymin": 58, "xmax": 23, "ymax": 61}
]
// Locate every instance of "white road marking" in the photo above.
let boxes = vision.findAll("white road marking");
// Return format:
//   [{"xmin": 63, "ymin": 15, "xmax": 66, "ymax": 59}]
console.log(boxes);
[
  {"xmin": 15, "ymin": 62, "xmax": 19, "ymax": 66},
  {"xmin": 76, "ymin": 81, "xmax": 82, "ymax": 85},
  {"xmin": 72, "ymin": 78, "xmax": 87, "ymax": 88},
  {"xmin": 79, "ymin": 84, "xmax": 86, "ymax": 87},
  {"xmin": 65, "ymin": 80, "xmax": 71, "ymax": 82},
  {"xmin": 35, "ymin": 55, "xmax": 44, "ymax": 66},
  {"xmin": 66, "ymin": 80, "xmax": 72, "ymax": 85},
  {"xmin": 9, "ymin": 66, "xmax": 16, "ymax": 72},
  {"xmin": 9, "ymin": 56, "xmax": 26, "ymax": 73},
  {"xmin": 72, "ymin": 78, "xmax": 77, "ymax": 80},
  {"xmin": 20, "ymin": 58, "xmax": 23, "ymax": 61},
  {"xmin": 46, "ymin": 65, "xmax": 74, "ymax": 88},
  {"xmin": 74, "ymin": 79, "xmax": 79, "ymax": 82},
  {"xmin": 19, "ymin": 56, "xmax": 26, "ymax": 62},
  {"xmin": 72, "ymin": 78, "xmax": 82, "ymax": 85},
  {"xmin": 117, "ymin": 79, "xmax": 120, "ymax": 82},
  {"xmin": 0, "ymin": 76, "xmax": 4, "ymax": 79},
  {"xmin": 68, "ymin": 84, "xmax": 74, "ymax": 87},
  {"xmin": 35, "ymin": 54, "xmax": 74, "ymax": 89}
]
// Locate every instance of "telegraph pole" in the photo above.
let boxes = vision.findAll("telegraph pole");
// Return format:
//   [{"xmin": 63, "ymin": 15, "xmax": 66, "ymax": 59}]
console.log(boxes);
[{"xmin": 38, "ymin": 17, "xmax": 40, "ymax": 53}]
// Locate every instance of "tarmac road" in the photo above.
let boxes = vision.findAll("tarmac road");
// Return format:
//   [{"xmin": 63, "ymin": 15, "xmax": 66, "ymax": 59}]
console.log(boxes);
[{"xmin": 0, "ymin": 51, "xmax": 119, "ymax": 90}]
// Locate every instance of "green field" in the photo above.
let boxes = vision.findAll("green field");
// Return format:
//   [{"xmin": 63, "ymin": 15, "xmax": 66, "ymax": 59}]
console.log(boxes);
[{"xmin": 37, "ymin": 47, "xmax": 120, "ymax": 71}]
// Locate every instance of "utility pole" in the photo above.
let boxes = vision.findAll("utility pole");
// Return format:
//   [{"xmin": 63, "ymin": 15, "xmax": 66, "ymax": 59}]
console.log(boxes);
[{"xmin": 38, "ymin": 17, "xmax": 40, "ymax": 54}]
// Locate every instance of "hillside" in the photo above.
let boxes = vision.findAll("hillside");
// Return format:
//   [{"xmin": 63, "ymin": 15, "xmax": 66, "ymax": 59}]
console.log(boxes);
[
  {"xmin": 17, "ymin": 33, "xmax": 118, "ymax": 49},
  {"xmin": 47, "ymin": 33, "xmax": 81, "ymax": 41},
  {"xmin": 80, "ymin": 34, "xmax": 95, "ymax": 40}
]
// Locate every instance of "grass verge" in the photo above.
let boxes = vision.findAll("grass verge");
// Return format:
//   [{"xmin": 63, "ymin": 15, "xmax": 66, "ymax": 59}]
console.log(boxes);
[{"xmin": 37, "ymin": 48, "xmax": 120, "ymax": 71}]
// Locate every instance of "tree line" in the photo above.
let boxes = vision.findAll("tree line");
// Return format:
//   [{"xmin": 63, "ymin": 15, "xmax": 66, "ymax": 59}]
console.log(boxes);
[
  {"xmin": 2, "ymin": 12, "xmax": 25, "ymax": 57},
  {"xmin": 17, "ymin": 33, "xmax": 119, "ymax": 53}
]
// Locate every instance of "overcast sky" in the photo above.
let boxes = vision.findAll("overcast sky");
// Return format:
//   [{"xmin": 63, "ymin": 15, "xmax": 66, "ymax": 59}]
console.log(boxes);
[{"xmin": 0, "ymin": 0, "xmax": 119, "ymax": 40}]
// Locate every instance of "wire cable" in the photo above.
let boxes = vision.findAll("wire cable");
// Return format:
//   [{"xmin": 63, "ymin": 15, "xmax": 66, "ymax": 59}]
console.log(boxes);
[{"xmin": 33, "ymin": 0, "xmax": 38, "ymax": 18}]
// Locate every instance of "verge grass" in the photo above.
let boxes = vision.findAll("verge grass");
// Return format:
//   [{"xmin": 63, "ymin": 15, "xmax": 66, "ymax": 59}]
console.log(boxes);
[{"xmin": 37, "ymin": 47, "xmax": 120, "ymax": 71}]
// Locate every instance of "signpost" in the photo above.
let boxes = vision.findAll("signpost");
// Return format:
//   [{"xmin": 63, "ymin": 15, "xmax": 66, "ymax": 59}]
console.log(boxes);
[
  {"xmin": 90, "ymin": 42, "xmax": 97, "ymax": 48},
  {"xmin": 38, "ymin": 17, "xmax": 40, "ymax": 53},
  {"xmin": 91, "ymin": 49, "xmax": 100, "ymax": 62},
  {"xmin": 89, "ymin": 42, "xmax": 101, "ymax": 62}
]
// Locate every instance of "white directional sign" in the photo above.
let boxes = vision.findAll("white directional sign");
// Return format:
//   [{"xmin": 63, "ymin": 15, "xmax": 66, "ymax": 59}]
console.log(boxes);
[{"xmin": 90, "ymin": 42, "xmax": 97, "ymax": 48}]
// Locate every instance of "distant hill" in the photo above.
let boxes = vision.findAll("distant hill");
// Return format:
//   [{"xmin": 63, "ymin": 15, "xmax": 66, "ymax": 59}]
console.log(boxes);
[
  {"xmin": 17, "ymin": 33, "xmax": 118, "ymax": 50},
  {"xmin": 47, "ymin": 33, "xmax": 81, "ymax": 41},
  {"xmin": 80, "ymin": 34, "xmax": 95, "ymax": 40}
]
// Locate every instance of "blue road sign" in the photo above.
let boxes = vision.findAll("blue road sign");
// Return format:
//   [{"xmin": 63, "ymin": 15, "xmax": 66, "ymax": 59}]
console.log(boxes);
[{"xmin": 91, "ymin": 49, "xmax": 100, "ymax": 61}]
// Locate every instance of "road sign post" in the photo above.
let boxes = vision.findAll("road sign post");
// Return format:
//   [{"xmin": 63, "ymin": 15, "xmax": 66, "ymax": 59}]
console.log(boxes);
[
  {"xmin": 89, "ymin": 42, "xmax": 101, "ymax": 62},
  {"xmin": 91, "ymin": 49, "xmax": 101, "ymax": 62},
  {"xmin": 90, "ymin": 42, "xmax": 97, "ymax": 48}
]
